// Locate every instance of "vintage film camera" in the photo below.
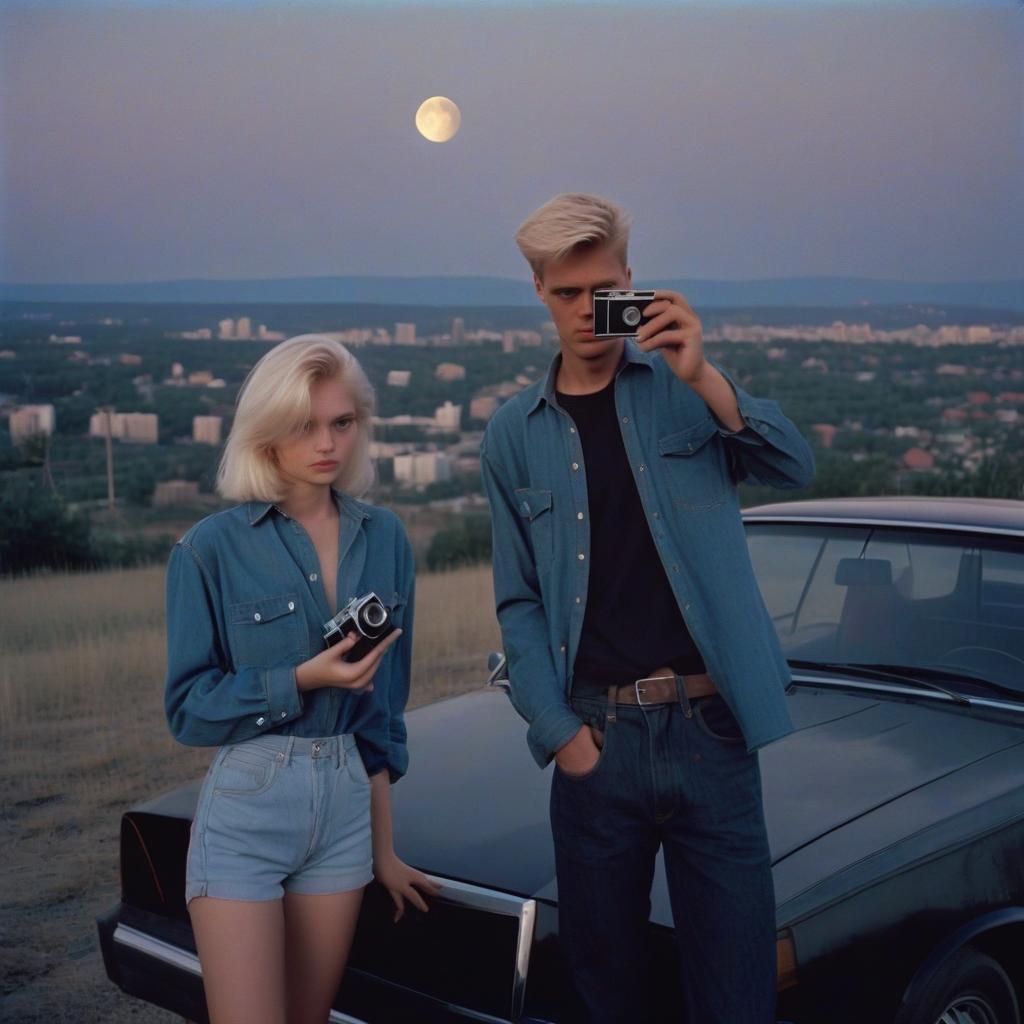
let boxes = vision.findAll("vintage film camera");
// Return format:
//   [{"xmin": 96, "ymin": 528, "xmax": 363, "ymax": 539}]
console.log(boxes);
[
  {"xmin": 592, "ymin": 288, "xmax": 657, "ymax": 337},
  {"xmin": 322, "ymin": 591, "xmax": 395, "ymax": 661}
]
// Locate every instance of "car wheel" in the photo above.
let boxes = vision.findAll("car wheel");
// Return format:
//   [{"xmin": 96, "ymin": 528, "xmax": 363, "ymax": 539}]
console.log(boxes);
[{"xmin": 896, "ymin": 947, "xmax": 1020, "ymax": 1024}]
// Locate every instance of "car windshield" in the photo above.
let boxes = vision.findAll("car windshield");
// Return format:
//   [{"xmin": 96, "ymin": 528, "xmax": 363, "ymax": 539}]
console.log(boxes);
[{"xmin": 744, "ymin": 522, "xmax": 1024, "ymax": 698}]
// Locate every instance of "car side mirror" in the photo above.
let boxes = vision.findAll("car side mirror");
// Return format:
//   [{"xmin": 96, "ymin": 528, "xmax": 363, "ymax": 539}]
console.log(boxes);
[{"xmin": 486, "ymin": 651, "xmax": 509, "ymax": 690}]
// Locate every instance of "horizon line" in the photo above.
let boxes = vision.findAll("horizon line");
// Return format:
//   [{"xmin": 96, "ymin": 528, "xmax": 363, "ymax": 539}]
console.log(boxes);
[{"xmin": 3, "ymin": 271, "xmax": 1024, "ymax": 288}]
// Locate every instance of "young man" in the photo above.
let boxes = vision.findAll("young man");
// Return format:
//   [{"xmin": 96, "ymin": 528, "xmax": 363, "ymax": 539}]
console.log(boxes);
[{"xmin": 479, "ymin": 193, "xmax": 815, "ymax": 1023}]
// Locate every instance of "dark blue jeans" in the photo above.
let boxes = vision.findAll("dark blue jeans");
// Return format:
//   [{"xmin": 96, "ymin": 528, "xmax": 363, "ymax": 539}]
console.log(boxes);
[{"xmin": 550, "ymin": 677, "xmax": 777, "ymax": 1023}]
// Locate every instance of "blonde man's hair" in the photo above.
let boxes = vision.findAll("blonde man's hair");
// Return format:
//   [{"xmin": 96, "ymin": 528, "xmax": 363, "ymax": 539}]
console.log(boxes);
[
  {"xmin": 515, "ymin": 192, "xmax": 632, "ymax": 279},
  {"xmin": 216, "ymin": 334, "xmax": 376, "ymax": 503}
]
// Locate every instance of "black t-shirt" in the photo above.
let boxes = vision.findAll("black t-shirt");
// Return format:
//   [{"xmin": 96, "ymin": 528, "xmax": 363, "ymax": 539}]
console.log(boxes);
[{"xmin": 555, "ymin": 377, "xmax": 706, "ymax": 696}]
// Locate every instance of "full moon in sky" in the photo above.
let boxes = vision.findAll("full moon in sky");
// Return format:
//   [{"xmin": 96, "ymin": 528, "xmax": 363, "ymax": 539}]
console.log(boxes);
[{"xmin": 415, "ymin": 96, "xmax": 461, "ymax": 143}]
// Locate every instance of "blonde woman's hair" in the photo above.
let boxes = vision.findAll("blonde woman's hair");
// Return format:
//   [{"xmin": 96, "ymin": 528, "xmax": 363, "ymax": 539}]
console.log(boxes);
[
  {"xmin": 216, "ymin": 334, "xmax": 376, "ymax": 503},
  {"xmin": 515, "ymin": 192, "xmax": 632, "ymax": 279}
]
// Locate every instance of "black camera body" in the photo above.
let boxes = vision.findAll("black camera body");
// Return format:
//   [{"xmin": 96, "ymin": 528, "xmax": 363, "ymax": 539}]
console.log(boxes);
[
  {"xmin": 322, "ymin": 591, "xmax": 395, "ymax": 661},
  {"xmin": 592, "ymin": 289, "xmax": 657, "ymax": 337}
]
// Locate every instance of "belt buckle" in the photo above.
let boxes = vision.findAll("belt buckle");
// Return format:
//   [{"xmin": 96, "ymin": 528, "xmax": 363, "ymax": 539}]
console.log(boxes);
[{"xmin": 633, "ymin": 674, "xmax": 670, "ymax": 706}]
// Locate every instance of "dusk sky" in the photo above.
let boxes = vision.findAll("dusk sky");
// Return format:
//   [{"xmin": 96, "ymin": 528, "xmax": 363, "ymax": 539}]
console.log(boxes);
[{"xmin": 1, "ymin": 0, "xmax": 1021, "ymax": 285}]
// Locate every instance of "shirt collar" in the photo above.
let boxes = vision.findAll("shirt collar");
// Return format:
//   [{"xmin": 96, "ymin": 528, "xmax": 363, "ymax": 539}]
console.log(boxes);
[
  {"xmin": 526, "ymin": 335, "xmax": 655, "ymax": 415},
  {"xmin": 247, "ymin": 485, "xmax": 372, "ymax": 526}
]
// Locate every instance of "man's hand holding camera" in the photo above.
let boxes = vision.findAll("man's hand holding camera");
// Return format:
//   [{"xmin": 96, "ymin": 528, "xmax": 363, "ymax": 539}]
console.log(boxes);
[{"xmin": 636, "ymin": 289, "xmax": 744, "ymax": 433}]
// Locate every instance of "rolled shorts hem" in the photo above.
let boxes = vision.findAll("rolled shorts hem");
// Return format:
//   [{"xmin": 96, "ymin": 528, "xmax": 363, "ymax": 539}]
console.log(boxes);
[
  {"xmin": 283, "ymin": 866, "xmax": 375, "ymax": 895},
  {"xmin": 186, "ymin": 866, "xmax": 375, "ymax": 905},
  {"xmin": 185, "ymin": 879, "xmax": 285, "ymax": 905}
]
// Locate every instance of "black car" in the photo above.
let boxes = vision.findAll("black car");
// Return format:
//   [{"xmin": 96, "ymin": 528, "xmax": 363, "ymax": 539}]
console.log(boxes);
[{"xmin": 98, "ymin": 496, "xmax": 1024, "ymax": 1023}]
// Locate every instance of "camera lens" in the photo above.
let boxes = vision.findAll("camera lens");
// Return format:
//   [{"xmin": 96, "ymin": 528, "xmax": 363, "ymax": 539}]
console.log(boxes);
[
  {"xmin": 361, "ymin": 601, "xmax": 387, "ymax": 631},
  {"xmin": 622, "ymin": 306, "xmax": 642, "ymax": 327}
]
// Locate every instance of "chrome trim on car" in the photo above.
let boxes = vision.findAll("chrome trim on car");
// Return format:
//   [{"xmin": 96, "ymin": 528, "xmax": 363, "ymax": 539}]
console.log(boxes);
[
  {"xmin": 113, "ymin": 874, "xmax": 538, "ymax": 1023},
  {"xmin": 788, "ymin": 673, "xmax": 1024, "ymax": 713},
  {"xmin": 112, "ymin": 924, "xmax": 200, "ymax": 978},
  {"xmin": 423, "ymin": 874, "xmax": 537, "ymax": 1021},
  {"xmin": 741, "ymin": 514, "xmax": 1024, "ymax": 539},
  {"xmin": 112, "ymin": 923, "xmax": 369, "ymax": 1023}
]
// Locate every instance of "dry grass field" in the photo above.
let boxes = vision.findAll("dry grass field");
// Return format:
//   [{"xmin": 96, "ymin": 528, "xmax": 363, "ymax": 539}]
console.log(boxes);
[{"xmin": 0, "ymin": 560, "xmax": 501, "ymax": 1022}]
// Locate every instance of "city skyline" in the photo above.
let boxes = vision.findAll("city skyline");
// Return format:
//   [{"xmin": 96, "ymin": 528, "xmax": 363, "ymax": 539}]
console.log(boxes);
[{"xmin": 2, "ymin": 0, "xmax": 1021, "ymax": 285}]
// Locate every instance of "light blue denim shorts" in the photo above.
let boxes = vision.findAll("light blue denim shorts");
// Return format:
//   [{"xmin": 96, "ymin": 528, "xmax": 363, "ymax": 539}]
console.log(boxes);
[{"xmin": 185, "ymin": 732, "xmax": 373, "ymax": 904}]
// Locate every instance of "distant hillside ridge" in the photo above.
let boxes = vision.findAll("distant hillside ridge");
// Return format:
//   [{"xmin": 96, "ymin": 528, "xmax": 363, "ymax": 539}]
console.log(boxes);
[{"xmin": 2, "ymin": 275, "xmax": 1022, "ymax": 311}]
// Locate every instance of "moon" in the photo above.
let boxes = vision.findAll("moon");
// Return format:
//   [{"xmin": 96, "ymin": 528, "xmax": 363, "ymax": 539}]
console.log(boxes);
[{"xmin": 415, "ymin": 96, "xmax": 461, "ymax": 143}]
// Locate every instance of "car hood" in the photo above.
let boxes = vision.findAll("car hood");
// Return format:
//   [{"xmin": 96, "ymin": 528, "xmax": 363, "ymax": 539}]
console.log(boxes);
[{"xmin": 392, "ymin": 685, "xmax": 1024, "ymax": 927}]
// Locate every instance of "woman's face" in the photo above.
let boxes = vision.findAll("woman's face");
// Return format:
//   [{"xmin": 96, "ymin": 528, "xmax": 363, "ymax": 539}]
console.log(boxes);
[{"xmin": 271, "ymin": 375, "xmax": 361, "ymax": 491}]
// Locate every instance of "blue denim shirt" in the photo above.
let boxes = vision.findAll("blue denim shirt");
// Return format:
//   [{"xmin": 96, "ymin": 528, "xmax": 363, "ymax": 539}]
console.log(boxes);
[
  {"xmin": 164, "ymin": 486, "xmax": 415, "ymax": 783},
  {"xmin": 480, "ymin": 338, "xmax": 815, "ymax": 770}
]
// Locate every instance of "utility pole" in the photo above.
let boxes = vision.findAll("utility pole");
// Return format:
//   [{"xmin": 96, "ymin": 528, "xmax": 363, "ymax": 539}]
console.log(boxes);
[
  {"xmin": 104, "ymin": 406, "xmax": 116, "ymax": 509},
  {"xmin": 41, "ymin": 433, "xmax": 55, "ymax": 492}
]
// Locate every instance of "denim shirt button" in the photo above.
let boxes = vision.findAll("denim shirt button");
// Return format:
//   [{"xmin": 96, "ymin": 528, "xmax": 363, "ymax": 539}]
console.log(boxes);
[
  {"xmin": 309, "ymin": 572, "xmax": 318, "ymax": 581},
  {"xmin": 287, "ymin": 601, "xmax": 295, "ymax": 611},
  {"xmin": 572, "ymin": 462, "xmax": 579, "ymax": 471},
  {"xmin": 577, "ymin": 512, "xmax": 584, "ymax": 520},
  {"xmin": 578, "ymin": 553, "xmax": 585, "ymax": 560},
  {"xmin": 253, "ymin": 612, "xmax": 261, "ymax": 622},
  {"xmin": 256, "ymin": 716, "xmax": 265, "ymax": 726},
  {"xmin": 622, "ymin": 416, "xmax": 629, "ymax": 423}
]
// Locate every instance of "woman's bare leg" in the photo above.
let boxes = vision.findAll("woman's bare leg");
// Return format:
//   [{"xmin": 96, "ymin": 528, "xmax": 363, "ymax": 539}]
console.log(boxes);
[
  {"xmin": 283, "ymin": 887, "xmax": 366, "ymax": 1024},
  {"xmin": 189, "ymin": 896, "xmax": 286, "ymax": 1024}
]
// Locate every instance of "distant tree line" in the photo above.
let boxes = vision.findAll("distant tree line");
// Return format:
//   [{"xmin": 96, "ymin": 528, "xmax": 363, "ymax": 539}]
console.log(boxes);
[
  {"xmin": 425, "ymin": 515, "xmax": 492, "ymax": 571},
  {"xmin": 4, "ymin": 446, "xmax": 1022, "ymax": 578},
  {"xmin": 0, "ymin": 475, "xmax": 174, "ymax": 577}
]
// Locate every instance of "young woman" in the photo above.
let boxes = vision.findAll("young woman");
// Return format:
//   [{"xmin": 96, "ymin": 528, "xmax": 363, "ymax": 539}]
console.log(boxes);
[{"xmin": 164, "ymin": 334, "xmax": 440, "ymax": 1024}]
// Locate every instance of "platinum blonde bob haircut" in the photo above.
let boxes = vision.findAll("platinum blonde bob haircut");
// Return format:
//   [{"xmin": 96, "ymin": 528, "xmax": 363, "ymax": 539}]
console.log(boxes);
[
  {"xmin": 514, "ymin": 192, "xmax": 633, "ymax": 280},
  {"xmin": 216, "ymin": 334, "xmax": 376, "ymax": 503}
]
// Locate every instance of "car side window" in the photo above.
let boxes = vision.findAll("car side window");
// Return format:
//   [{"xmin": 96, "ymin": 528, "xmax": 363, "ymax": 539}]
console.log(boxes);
[
  {"xmin": 747, "ymin": 522, "xmax": 1024, "ymax": 691},
  {"xmin": 746, "ymin": 524, "xmax": 870, "ymax": 647}
]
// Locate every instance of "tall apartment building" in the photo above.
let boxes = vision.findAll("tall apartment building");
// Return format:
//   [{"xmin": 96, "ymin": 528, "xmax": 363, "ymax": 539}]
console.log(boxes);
[{"xmin": 9, "ymin": 404, "xmax": 56, "ymax": 443}]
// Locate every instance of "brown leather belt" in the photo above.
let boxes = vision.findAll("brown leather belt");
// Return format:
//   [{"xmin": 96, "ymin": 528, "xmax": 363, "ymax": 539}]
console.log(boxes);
[{"xmin": 609, "ymin": 667, "xmax": 717, "ymax": 705}]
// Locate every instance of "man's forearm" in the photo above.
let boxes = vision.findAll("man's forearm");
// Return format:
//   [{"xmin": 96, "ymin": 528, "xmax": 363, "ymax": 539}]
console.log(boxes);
[
  {"xmin": 686, "ymin": 360, "xmax": 744, "ymax": 432},
  {"xmin": 698, "ymin": 359, "xmax": 816, "ymax": 488}
]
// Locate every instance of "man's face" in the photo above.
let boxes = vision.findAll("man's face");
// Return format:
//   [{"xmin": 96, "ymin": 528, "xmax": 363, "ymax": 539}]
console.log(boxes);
[{"xmin": 533, "ymin": 242, "xmax": 631, "ymax": 362}]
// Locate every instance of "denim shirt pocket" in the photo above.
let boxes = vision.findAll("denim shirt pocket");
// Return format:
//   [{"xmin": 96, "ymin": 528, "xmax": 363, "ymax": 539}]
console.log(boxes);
[
  {"xmin": 227, "ymin": 592, "xmax": 303, "ymax": 667},
  {"xmin": 657, "ymin": 416, "xmax": 731, "ymax": 512},
  {"xmin": 514, "ymin": 487, "xmax": 554, "ymax": 570}
]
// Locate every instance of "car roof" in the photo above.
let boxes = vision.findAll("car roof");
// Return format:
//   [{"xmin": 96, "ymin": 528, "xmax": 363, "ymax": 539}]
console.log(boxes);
[{"xmin": 741, "ymin": 496, "xmax": 1024, "ymax": 536}]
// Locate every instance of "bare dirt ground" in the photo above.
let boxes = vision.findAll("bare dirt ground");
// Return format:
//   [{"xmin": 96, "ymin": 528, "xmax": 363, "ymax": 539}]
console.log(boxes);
[{"xmin": 0, "ymin": 561, "xmax": 500, "ymax": 1022}]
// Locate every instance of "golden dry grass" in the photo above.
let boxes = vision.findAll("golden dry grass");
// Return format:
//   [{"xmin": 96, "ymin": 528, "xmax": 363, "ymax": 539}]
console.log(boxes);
[{"xmin": 0, "ymin": 560, "xmax": 501, "ymax": 1022}]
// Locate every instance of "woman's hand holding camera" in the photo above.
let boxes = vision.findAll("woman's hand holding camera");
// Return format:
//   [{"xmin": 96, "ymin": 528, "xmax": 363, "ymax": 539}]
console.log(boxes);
[{"xmin": 294, "ymin": 628, "xmax": 402, "ymax": 694}]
